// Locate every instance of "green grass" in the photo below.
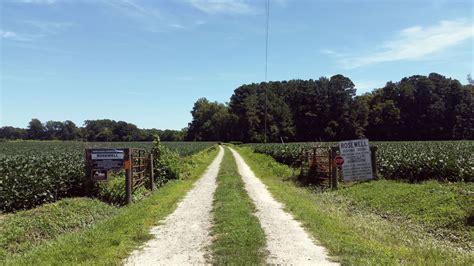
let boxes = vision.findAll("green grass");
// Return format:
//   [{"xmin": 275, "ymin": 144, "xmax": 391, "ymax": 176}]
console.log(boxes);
[
  {"xmin": 2, "ymin": 146, "xmax": 219, "ymax": 265},
  {"xmin": 0, "ymin": 198, "xmax": 117, "ymax": 261},
  {"xmin": 235, "ymin": 146, "xmax": 474, "ymax": 265},
  {"xmin": 210, "ymin": 147, "xmax": 267, "ymax": 264},
  {"xmin": 338, "ymin": 180, "xmax": 473, "ymax": 247}
]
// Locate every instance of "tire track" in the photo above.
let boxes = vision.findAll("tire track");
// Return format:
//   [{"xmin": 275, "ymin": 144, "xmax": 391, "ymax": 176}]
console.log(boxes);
[
  {"xmin": 229, "ymin": 147, "xmax": 338, "ymax": 265},
  {"xmin": 125, "ymin": 146, "xmax": 224, "ymax": 265}
]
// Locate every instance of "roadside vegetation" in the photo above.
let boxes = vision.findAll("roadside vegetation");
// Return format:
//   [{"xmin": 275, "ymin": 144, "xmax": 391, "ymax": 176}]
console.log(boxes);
[
  {"xmin": 235, "ymin": 146, "xmax": 473, "ymax": 265},
  {"xmin": 210, "ymin": 147, "xmax": 267, "ymax": 264},
  {"xmin": 248, "ymin": 141, "xmax": 473, "ymax": 182},
  {"xmin": 0, "ymin": 198, "xmax": 117, "ymax": 261},
  {"xmin": 1, "ymin": 146, "xmax": 218, "ymax": 265},
  {"xmin": 0, "ymin": 140, "xmax": 215, "ymax": 212}
]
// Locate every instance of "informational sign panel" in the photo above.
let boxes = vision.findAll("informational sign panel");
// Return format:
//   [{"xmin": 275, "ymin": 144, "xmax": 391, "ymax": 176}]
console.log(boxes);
[
  {"xmin": 90, "ymin": 149, "xmax": 125, "ymax": 181},
  {"xmin": 338, "ymin": 139, "xmax": 373, "ymax": 181}
]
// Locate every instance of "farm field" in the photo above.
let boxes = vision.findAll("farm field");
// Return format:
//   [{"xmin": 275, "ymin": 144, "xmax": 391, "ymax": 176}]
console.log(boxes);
[
  {"xmin": 246, "ymin": 141, "xmax": 474, "ymax": 182},
  {"xmin": 1, "ymin": 146, "xmax": 220, "ymax": 264},
  {"xmin": 235, "ymin": 146, "xmax": 473, "ymax": 264},
  {"xmin": 0, "ymin": 141, "xmax": 474, "ymax": 265},
  {"xmin": 0, "ymin": 141, "xmax": 215, "ymax": 156},
  {"xmin": 0, "ymin": 141, "xmax": 216, "ymax": 212}
]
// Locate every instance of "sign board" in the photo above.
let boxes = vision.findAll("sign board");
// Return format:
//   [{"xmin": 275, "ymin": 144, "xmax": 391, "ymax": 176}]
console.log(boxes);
[
  {"xmin": 334, "ymin": 155, "xmax": 344, "ymax": 166},
  {"xmin": 338, "ymin": 139, "xmax": 373, "ymax": 181},
  {"xmin": 89, "ymin": 149, "xmax": 125, "ymax": 180},
  {"xmin": 91, "ymin": 169, "xmax": 108, "ymax": 181}
]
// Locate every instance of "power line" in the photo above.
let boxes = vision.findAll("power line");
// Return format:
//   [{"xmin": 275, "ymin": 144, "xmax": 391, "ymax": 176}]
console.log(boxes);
[
  {"xmin": 265, "ymin": 0, "xmax": 270, "ymax": 82},
  {"xmin": 264, "ymin": 0, "xmax": 270, "ymax": 143}
]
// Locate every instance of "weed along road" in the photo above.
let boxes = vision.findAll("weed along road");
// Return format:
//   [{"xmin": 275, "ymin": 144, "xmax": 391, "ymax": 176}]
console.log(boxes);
[
  {"xmin": 125, "ymin": 145, "xmax": 337, "ymax": 265},
  {"xmin": 125, "ymin": 146, "xmax": 224, "ymax": 265}
]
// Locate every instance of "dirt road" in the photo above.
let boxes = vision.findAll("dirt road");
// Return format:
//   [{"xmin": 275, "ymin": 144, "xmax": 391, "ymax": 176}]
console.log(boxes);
[
  {"xmin": 229, "ymin": 147, "xmax": 337, "ymax": 265},
  {"xmin": 125, "ymin": 146, "xmax": 224, "ymax": 265},
  {"xmin": 125, "ymin": 146, "xmax": 336, "ymax": 265}
]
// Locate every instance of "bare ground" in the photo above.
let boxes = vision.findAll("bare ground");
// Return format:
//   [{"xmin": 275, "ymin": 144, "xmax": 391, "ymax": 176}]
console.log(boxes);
[
  {"xmin": 125, "ymin": 146, "xmax": 224, "ymax": 265},
  {"xmin": 229, "ymin": 147, "xmax": 338, "ymax": 265}
]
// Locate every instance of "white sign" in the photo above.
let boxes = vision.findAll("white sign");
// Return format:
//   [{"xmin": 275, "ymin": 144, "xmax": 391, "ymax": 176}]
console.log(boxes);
[
  {"xmin": 91, "ymin": 150, "xmax": 125, "ymax": 160},
  {"xmin": 339, "ymin": 139, "xmax": 373, "ymax": 181}
]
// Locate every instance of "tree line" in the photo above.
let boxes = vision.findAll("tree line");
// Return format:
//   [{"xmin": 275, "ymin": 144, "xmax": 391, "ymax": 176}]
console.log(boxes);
[
  {"xmin": 0, "ymin": 119, "xmax": 185, "ymax": 141},
  {"xmin": 185, "ymin": 73, "xmax": 473, "ymax": 142}
]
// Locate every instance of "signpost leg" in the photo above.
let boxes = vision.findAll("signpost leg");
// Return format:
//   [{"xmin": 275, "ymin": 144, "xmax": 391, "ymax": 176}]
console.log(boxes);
[
  {"xmin": 84, "ymin": 149, "xmax": 93, "ymax": 196},
  {"xmin": 125, "ymin": 149, "xmax": 132, "ymax": 205},
  {"xmin": 371, "ymin": 147, "xmax": 378, "ymax": 179},
  {"xmin": 331, "ymin": 147, "xmax": 338, "ymax": 190},
  {"xmin": 149, "ymin": 153, "xmax": 155, "ymax": 191}
]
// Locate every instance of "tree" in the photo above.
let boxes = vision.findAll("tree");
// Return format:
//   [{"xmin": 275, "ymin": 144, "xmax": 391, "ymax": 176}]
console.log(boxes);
[
  {"xmin": 27, "ymin": 119, "xmax": 44, "ymax": 140},
  {"xmin": 62, "ymin": 120, "xmax": 80, "ymax": 140},
  {"xmin": 186, "ymin": 98, "xmax": 235, "ymax": 141},
  {"xmin": 0, "ymin": 126, "xmax": 26, "ymax": 139},
  {"xmin": 45, "ymin": 121, "xmax": 64, "ymax": 140}
]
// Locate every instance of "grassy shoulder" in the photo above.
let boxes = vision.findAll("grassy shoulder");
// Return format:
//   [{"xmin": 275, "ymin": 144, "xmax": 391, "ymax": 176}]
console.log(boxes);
[
  {"xmin": 235, "ymin": 146, "xmax": 474, "ymax": 265},
  {"xmin": 210, "ymin": 147, "xmax": 267, "ymax": 264},
  {"xmin": 338, "ymin": 180, "xmax": 473, "ymax": 247},
  {"xmin": 0, "ymin": 198, "xmax": 117, "ymax": 261},
  {"xmin": 2, "ymin": 145, "xmax": 219, "ymax": 265}
]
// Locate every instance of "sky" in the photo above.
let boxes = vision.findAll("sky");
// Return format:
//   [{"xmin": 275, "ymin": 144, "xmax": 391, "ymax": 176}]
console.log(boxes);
[{"xmin": 1, "ymin": 0, "xmax": 473, "ymax": 130}]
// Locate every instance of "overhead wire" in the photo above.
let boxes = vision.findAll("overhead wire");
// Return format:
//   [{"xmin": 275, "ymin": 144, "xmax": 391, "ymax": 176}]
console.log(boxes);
[{"xmin": 264, "ymin": 0, "xmax": 270, "ymax": 143}]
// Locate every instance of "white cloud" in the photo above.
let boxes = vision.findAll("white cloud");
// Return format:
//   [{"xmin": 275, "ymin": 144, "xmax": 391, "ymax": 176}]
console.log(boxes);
[
  {"xmin": 170, "ymin": 23, "xmax": 186, "ymax": 29},
  {"xmin": 102, "ymin": 0, "xmax": 191, "ymax": 32},
  {"xmin": 17, "ymin": 0, "xmax": 57, "ymax": 4},
  {"xmin": 22, "ymin": 20, "xmax": 74, "ymax": 35},
  {"xmin": 0, "ymin": 20, "xmax": 73, "ymax": 43},
  {"xmin": 102, "ymin": 0, "xmax": 161, "ymax": 20},
  {"xmin": 195, "ymin": 20, "xmax": 206, "ymax": 26},
  {"xmin": 188, "ymin": 0, "xmax": 258, "ymax": 15},
  {"xmin": 320, "ymin": 49, "xmax": 343, "ymax": 57},
  {"xmin": 0, "ymin": 30, "xmax": 32, "ymax": 41},
  {"xmin": 353, "ymin": 79, "xmax": 384, "ymax": 93},
  {"xmin": 329, "ymin": 20, "xmax": 474, "ymax": 68},
  {"xmin": 1, "ymin": 30, "xmax": 17, "ymax": 39}
]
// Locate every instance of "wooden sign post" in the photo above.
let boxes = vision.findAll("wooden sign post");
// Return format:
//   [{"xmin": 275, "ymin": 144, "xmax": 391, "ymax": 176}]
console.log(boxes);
[{"xmin": 84, "ymin": 148, "xmax": 153, "ymax": 205}]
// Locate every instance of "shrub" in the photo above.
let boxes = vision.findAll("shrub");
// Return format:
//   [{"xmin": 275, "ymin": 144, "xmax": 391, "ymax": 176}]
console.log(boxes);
[
  {"xmin": 151, "ymin": 135, "xmax": 181, "ymax": 187},
  {"xmin": 246, "ymin": 141, "xmax": 473, "ymax": 182},
  {"xmin": 94, "ymin": 174, "xmax": 127, "ymax": 206}
]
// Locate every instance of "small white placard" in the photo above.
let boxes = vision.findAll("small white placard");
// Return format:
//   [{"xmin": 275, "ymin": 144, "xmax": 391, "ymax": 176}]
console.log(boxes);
[{"xmin": 91, "ymin": 150, "xmax": 124, "ymax": 160}]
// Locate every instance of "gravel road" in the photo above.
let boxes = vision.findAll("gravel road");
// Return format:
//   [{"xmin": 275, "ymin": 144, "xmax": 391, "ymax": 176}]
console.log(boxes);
[
  {"xmin": 125, "ymin": 146, "xmax": 224, "ymax": 265},
  {"xmin": 229, "ymin": 147, "xmax": 338, "ymax": 265}
]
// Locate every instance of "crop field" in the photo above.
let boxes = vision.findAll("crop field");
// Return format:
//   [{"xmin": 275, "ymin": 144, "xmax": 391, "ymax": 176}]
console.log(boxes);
[
  {"xmin": 0, "ymin": 141, "xmax": 215, "ymax": 212},
  {"xmin": 246, "ymin": 141, "xmax": 473, "ymax": 182}
]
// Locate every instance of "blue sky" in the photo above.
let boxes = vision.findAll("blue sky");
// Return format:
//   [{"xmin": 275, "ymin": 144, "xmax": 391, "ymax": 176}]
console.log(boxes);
[{"xmin": 1, "ymin": 0, "xmax": 473, "ymax": 130}]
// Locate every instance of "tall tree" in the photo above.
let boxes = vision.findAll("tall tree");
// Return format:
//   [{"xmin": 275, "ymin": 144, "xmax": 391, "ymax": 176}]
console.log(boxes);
[
  {"xmin": 27, "ymin": 118, "xmax": 44, "ymax": 140},
  {"xmin": 186, "ymin": 98, "xmax": 236, "ymax": 141}
]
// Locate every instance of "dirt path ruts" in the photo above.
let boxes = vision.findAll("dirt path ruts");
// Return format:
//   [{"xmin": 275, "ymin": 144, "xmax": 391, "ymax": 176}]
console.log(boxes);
[
  {"xmin": 229, "ymin": 147, "xmax": 338, "ymax": 265},
  {"xmin": 125, "ymin": 146, "xmax": 224, "ymax": 265}
]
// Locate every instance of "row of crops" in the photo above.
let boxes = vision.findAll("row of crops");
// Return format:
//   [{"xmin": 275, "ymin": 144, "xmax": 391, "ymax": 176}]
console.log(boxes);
[
  {"xmin": 246, "ymin": 141, "xmax": 473, "ymax": 183},
  {"xmin": 0, "ymin": 141, "xmax": 215, "ymax": 212}
]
